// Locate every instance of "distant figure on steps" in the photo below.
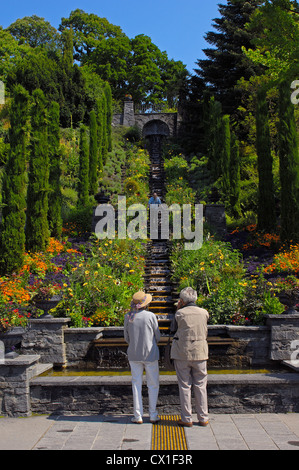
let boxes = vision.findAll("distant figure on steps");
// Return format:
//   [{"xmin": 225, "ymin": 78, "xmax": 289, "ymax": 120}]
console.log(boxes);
[{"xmin": 148, "ymin": 192, "xmax": 161, "ymax": 208}]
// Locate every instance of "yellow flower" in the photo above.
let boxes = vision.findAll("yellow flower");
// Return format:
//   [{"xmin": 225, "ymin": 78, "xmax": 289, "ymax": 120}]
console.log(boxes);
[
  {"xmin": 125, "ymin": 264, "xmax": 130, "ymax": 268},
  {"xmin": 200, "ymin": 267, "xmax": 205, "ymax": 271},
  {"xmin": 129, "ymin": 270, "xmax": 135, "ymax": 273},
  {"xmin": 83, "ymin": 283, "xmax": 88, "ymax": 286},
  {"xmin": 85, "ymin": 270, "xmax": 90, "ymax": 275}
]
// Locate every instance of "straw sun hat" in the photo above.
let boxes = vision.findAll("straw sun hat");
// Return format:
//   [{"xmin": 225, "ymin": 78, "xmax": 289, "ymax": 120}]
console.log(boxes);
[{"xmin": 132, "ymin": 291, "xmax": 152, "ymax": 309}]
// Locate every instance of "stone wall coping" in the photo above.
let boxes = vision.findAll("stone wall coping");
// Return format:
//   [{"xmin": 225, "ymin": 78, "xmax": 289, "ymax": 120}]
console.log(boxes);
[
  {"xmin": 30, "ymin": 372, "xmax": 299, "ymax": 388},
  {"xmin": 64, "ymin": 327, "xmax": 104, "ymax": 335},
  {"xmin": 208, "ymin": 325, "xmax": 269, "ymax": 331},
  {"xmin": 266, "ymin": 314, "xmax": 299, "ymax": 320},
  {"xmin": 0, "ymin": 354, "xmax": 40, "ymax": 366},
  {"xmin": 66, "ymin": 325, "xmax": 268, "ymax": 333},
  {"xmin": 136, "ymin": 112, "xmax": 177, "ymax": 116},
  {"xmin": 29, "ymin": 318, "xmax": 71, "ymax": 324}
]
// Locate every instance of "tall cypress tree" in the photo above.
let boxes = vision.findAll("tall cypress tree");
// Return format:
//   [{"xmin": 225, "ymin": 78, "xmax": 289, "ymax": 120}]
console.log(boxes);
[
  {"xmin": 278, "ymin": 79, "xmax": 299, "ymax": 243},
  {"xmin": 256, "ymin": 87, "xmax": 276, "ymax": 232},
  {"xmin": 48, "ymin": 101, "xmax": 62, "ymax": 238},
  {"xmin": 0, "ymin": 85, "xmax": 30, "ymax": 274},
  {"xmin": 89, "ymin": 109, "xmax": 98, "ymax": 195},
  {"xmin": 207, "ymin": 96, "xmax": 222, "ymax": 179},
  {"xmin": 221, "ymin": 114, "xmax": 231, "ymax": 196},
  {"xmin": 26, "ymin": 89, "xmax": 50, "ymax": 252},
  {"xmin": 230, "ymin": 133, "xmax": 241, "ymax": 218},
  {"xmin": 78, "ymin": 124, "xmax": 89, "ymax": 207}
]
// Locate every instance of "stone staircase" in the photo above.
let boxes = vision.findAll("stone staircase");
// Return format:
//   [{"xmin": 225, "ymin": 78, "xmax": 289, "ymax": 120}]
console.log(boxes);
[{"xmin": 144, "ymin": 136, "xmax": 177, "ymax": 334}]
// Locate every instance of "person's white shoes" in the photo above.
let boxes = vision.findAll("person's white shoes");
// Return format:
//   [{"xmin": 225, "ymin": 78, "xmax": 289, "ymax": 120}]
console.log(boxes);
[{"xmin": 131, "ymin": 417, "xmax": 143, "ymax": 424}]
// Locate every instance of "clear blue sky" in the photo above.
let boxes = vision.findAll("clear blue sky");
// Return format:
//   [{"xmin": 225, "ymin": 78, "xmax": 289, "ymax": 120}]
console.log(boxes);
[{"xmin": 1, "ymin": 0, "xmax": 224, "ymax": 74}]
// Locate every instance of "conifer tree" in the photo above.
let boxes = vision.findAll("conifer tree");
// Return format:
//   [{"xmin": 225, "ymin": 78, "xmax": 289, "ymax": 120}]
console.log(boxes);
[
  {"xmin": 220, "ymin": 114, "xmax": 231, "ymax": 196},
  {"xmin": 0, "ymin": 85, "xmax": 30, "ymax": 274},
  {"xmin": 78, "ymin": 124, "xmax": 89, "ymax": 207},
  {"xmin": 195, "ymin": 0, "xmax": 263, "ymax": 114},
  {"xmin": 230, "ymin": 133, "xmax": 241, "ymax": 218},
  {"xmin": 207, "ymin": 96, "xmax": 222, "ymax": 179},
  {"xmin": 89, "ymin": 109, "xmax": 98, "ymax": 195},
  {"xmin": 278, "ymin": 79, "xmax": 299, "ymax": 243},
  {"xmin": 26, "ymin": 89, "xmax": 50, "ymax": 252},
  {"xmin": 48, "ymin": 101, "xmax": 62, "ymax": 238},
  {"xmin": 256, "ymin": 87, "xmax": 276, "ymax": 232}
]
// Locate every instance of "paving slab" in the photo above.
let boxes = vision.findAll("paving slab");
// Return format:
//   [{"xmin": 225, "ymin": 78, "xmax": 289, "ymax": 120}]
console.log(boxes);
[
  {"xmin": 1, "ymin": 413, "xmax": 299, "ymax": 451},
  {"xmin": 0, "ymin": 414, "xmax": 57, "ymax": 450}
]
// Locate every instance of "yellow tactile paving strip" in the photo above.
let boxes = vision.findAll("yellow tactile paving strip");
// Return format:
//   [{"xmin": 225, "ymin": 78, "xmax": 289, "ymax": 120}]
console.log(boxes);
[{"xmin": 152, "ymin": 415, "xmax": 188, "ymax": 450}]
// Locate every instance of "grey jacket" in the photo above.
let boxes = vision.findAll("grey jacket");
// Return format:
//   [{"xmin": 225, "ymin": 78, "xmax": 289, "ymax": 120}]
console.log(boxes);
[
  {"xmin": 124, "ymin": 310, "xmax": 161, "ymax": 362},
  {"xmin": 171, "ymin": 303, "xmax": 209, "ymax": 361}
]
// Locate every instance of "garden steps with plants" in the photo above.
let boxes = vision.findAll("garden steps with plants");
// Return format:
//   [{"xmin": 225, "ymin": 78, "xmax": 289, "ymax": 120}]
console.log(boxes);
[{"xmin": 144, "ymin": 136, "xmax": 177, "ymax": 334}]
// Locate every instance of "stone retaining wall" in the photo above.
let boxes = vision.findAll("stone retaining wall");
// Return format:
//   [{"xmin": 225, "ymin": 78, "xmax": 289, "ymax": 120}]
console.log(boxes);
[
  {"xmin": 1, "ymin": 314, "xmax": 299, "ymax": 416},
  {"xmin": 30, "ymin": 373, "xmax": 299, "ymax": 416},
  {"xmin": 0, "ymin": 355, "xmax": 41, "ymax": 416},
  {"xmin": 5, "ymin": 321, "xmax": 295, "ymax": 369}
]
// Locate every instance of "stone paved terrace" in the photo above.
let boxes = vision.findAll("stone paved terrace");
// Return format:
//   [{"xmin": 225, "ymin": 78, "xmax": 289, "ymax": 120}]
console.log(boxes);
[{"xmin": 1, "ymin": 412, "xmax": 299, "ymax": 451}]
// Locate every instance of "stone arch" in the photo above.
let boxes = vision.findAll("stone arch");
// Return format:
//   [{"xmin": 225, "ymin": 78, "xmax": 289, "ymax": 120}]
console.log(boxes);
[{"xmin": 142, "ymin": 119, "xmax": 170, "ymax": 137}]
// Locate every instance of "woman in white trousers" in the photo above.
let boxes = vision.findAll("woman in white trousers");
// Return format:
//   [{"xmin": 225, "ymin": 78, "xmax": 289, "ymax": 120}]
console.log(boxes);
[{"xmin": 124, "ymin": 291, "xmax": 161, "ymax": 424}]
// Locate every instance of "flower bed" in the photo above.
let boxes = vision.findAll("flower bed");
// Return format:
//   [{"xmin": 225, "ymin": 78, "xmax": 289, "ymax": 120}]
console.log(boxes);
[
  {"xmin": 0, "ymin": 238, "xmax": 82, "ymax": 332},
  {"xmin": 0, "ymin": 236, "xmax": 146, "ymax": 332},
  {"xmin": 54, "ymin": 237, "xmax": 146, "ymax": 327}
]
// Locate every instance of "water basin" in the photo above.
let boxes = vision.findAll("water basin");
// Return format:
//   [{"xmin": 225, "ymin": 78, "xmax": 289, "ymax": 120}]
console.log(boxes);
[{"xmin": 39, "ymin": 366, "xmax": 287, "ymax": 377}]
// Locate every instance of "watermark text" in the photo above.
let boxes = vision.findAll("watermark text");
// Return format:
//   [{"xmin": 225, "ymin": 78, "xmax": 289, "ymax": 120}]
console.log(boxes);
[
  {"xmin": 291, "ymin": 80, "xmax": 299, "ymax": 105},
  {"xmin": 94, "ymin": 196, "xmax": 203, "ymax": 251},
  {"xmin": 0, "ymin": 81, "xmax": 5, "ymax": 105}
]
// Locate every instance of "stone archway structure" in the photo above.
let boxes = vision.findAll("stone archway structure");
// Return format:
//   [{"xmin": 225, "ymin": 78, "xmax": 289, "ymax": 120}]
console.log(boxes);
[
  {"xmin": 112, "ymin": 99, "xmax": 181, "ymax": 137},
  {"xmin": 141, "ymin": 119, "xmax": 170, "ymax": 137}
]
